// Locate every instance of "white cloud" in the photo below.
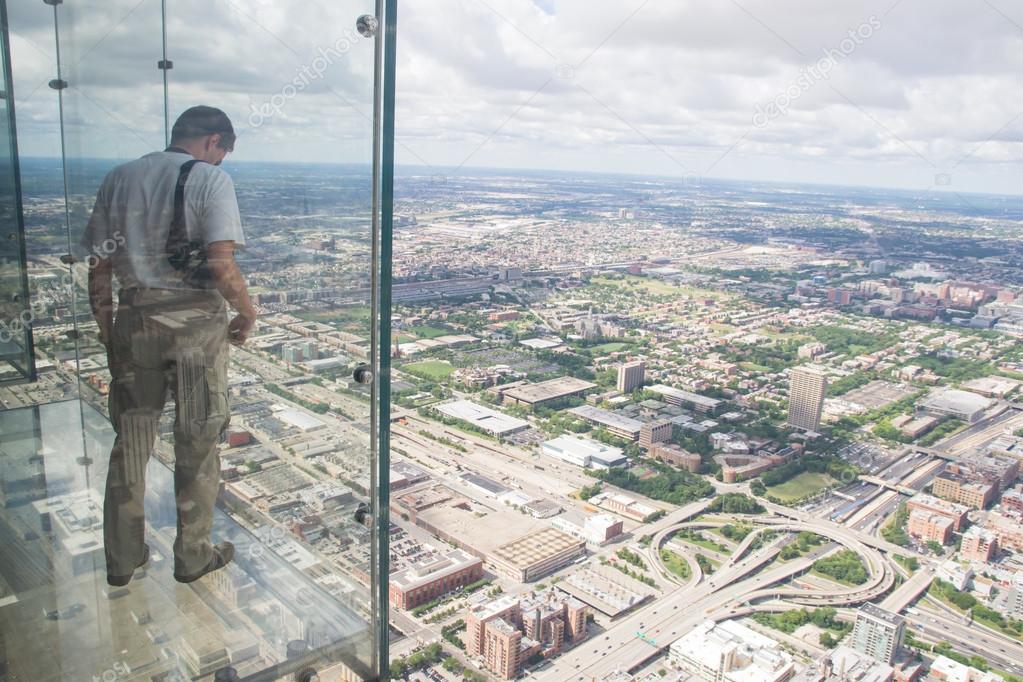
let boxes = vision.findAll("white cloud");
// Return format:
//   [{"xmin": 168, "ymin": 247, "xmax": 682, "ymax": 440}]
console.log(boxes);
[{"xmin": 7, "ymin": 0, "xmax": 1023, "ymax": 193}]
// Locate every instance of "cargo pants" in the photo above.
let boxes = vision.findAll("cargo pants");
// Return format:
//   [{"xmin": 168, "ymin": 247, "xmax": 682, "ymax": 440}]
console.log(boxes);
[{"xmin": 104, "ymin": 287, "xmax": 231, "ymax": 578}]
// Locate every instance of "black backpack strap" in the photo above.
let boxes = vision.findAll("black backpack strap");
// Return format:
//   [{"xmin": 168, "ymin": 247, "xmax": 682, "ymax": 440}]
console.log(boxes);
[{"xmin": 166, "ymin": 159, "xmax": 206, "ymax": 256}]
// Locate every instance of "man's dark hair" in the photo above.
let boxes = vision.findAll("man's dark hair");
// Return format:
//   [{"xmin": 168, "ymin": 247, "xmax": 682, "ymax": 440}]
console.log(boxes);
[{"xmin": 170, "ymin": 106, "xmax": 236, "ymax": 151}]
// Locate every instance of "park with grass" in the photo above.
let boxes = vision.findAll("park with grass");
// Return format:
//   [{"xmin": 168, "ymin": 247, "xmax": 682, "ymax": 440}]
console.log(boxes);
[
  {"xmin": 765, "ymin": 471, "xmax": 837, "ymax": 502},
  {"xmin": 401, "ymin": 360, "xmax": 455, "ymax": 381}
]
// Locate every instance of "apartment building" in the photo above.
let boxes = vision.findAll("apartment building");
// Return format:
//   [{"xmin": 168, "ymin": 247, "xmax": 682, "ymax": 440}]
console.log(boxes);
[{"xmin": 787, "ymin": 366, "xmax": 827, "ymax": 432}]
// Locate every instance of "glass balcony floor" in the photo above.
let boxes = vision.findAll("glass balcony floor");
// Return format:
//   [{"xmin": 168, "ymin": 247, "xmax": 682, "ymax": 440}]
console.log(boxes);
[{"xmin": 0, "ymin": 400, "xmax": 372, "ymax": 681}]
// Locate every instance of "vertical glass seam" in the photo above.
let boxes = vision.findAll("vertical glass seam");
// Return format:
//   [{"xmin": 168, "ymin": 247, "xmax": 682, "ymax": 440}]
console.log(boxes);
[{"xmin": 377, "ymin": 0, "xmax": 398, "ymax": 677}]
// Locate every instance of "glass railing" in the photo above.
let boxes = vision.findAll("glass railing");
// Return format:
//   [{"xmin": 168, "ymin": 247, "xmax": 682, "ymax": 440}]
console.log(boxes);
[{"xmin": 1, "ymin": 0, "xmax": 396, "ymax": 679}]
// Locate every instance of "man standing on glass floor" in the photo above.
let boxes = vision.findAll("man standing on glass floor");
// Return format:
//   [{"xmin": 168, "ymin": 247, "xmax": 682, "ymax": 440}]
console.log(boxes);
[{"xmin": 82, "ymin": 106, "xmax": 256, "ymax": 586}]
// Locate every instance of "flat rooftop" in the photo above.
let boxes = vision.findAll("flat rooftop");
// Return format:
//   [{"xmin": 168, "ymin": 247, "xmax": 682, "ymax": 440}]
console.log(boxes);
[
  {"xmin": 501, "ymin": 376, "xmax": 597, "ymax": 404},
  {"xmin": 489, "ymin": 527, "xmax": 585, "ymax": 569},
  {"xmin": 648, "ymin": 384, "xmax": 722, "ymax": 409},
  {"xmin": 436, "ymin": 400, "xmax": 531, "ymax": 435},
  {"xmin": 390, "ymin": 549, "xmax": 482, "ymax": 592},
  {"xmin": 567, "ymin": 405, "xmax": 643, "ymax": 434},
  {"xmin": 859, "ymin": 603, "xmax": 904, "ymax": 627},
  {"xmin": 920, "ymin": 388, "xmax": 993, "ymax": 414}
]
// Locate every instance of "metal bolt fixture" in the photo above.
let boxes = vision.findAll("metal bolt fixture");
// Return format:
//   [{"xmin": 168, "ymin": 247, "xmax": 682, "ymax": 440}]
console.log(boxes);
[
  {"xmin": 353, "ymin": 364, "xmax": 374, "ymax": 384},
  {"xmin": 356, "ymin": 14, "xmax": 379, "ymax": 37}
]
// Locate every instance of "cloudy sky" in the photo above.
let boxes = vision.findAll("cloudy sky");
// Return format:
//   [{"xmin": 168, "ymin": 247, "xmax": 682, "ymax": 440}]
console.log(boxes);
[{"xmin": 8, "ymin": 0, "xmax": 1023, "ymax": 195}]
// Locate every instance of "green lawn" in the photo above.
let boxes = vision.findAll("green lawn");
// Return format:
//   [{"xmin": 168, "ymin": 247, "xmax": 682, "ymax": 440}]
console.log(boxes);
[
  {"xmin": 766, "ymin": 472, "xmax": 837, "ymax": 502},
  {"xmin": 660, "ymin": 549, "xmax": 692, "ymax": 580},
  {"xmin": 402, "ymin": 360, "xmax": 455, "ymax": 381},
  {"xmin": 409, "ymin": 325, "xmax": 451, "ymax": 339},
  {"xmin": 591, "ymin": 275, "xmax": 731, "ymax": 301},
  {"xmin": 587, "ymin": 342, "xmax": 631, "ymax": 355},
  {"xmin": 296, "ymin": 306, "xmax": 371, "ymax": 332},
  {"xmin": 674, "ymin": 530, "xmax": 732, "ymax": 555},
  {"xmin": 739, "ymin": 361, "xmax": 772, "ymax": 372}
]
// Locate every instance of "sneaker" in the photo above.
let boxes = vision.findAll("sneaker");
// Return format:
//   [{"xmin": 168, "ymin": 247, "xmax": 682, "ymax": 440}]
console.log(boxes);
[
  {"xmin": 107, "ymin": 544, "xmax": 150, "ymax": 587},
  {"xmin": 174, "ymin": 541, "xmax": 235, "ymax": 583}
]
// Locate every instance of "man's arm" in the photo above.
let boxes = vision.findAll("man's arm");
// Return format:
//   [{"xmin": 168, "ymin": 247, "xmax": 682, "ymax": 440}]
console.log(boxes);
[
  {"xmin": 206, "ymin": 240, "xmax": 255, "ymax": 345},
  {"xmin": 88, "ymin": 256, "xmax": 115, "ymax": 347}
]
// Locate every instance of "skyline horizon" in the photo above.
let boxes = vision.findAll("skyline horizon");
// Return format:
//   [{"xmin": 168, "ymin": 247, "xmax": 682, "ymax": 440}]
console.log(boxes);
[{"xmin": 19, "ymin": 154, "xmax": 1023, "ymax": 202}]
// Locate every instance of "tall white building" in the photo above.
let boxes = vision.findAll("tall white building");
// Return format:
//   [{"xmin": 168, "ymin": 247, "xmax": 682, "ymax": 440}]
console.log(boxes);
[
  {"xmin": 849, "ymin": 604, "xmax": 904, "ymax": 665},
  {"xmin": 787, "ymin": 366, "xmax": 827, "ymax": 432}
]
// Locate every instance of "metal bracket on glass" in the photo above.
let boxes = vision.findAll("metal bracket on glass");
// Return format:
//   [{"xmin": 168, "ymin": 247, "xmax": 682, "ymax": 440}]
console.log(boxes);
[
  {"xmin": 352, "ymin": 364, "xmax": 373, "ymax": 384},
  {"xmin": 157, "ymin": 59, "xmax": 173, "ymax": 70},
  {"xmin": 42, "ymin": 0, "xmax": 63, "ymax": 5},
  {"xmin": 64, "ymin": 330, "xmax": 81, "ymax": 340},
  {"xmin": 59, "ymin": 254, "xmax": 76, "ymax": 264},
  {"xmin": 354, "ymin": 502, "xmax": 373, "ymax": 528},
  {"xmin": 356, "ymin": 14, "xmax": 378, "ymax": 37},
  {"xmin": 48, "ymin": 79, "xmax": 68, "ymax": 91},
  {"xmin": 214, "ymin": 667, "xmax": 239, "ymax": 681}
]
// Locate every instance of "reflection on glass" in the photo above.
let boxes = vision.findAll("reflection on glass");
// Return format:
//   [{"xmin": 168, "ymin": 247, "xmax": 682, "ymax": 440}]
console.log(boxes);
[
  {"xmin": 1, "ymin": 1, "xmax": 389, "ymax": 680},
  {"xmin": 0, "ymin": 0, "xmax": 35, "ymax": 384}
]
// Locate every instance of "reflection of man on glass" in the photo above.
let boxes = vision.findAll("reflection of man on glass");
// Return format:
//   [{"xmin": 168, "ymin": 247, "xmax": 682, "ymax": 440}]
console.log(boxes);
[{"xmin": 83, "ymin": 106, "xmax": 255, "ymax": 586}]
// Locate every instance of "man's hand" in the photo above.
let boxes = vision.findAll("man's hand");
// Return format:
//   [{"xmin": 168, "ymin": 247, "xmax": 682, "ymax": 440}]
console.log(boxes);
[
  {"xmin": 206, "ymin": 241, "xmax": 256, "ymax": 346},
  {"xmin": 228, "ymin": 312, "xmax": 255, "ymax": 346},
  {"xmin": 88, "ymin": 257, "xmax": 114, "ymax": 350}
]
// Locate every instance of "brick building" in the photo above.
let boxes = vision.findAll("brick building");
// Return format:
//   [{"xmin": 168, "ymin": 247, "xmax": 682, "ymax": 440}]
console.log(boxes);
[
  {"xmin": 960, "ymin": 526, "xmax": 999, "ymax": 562},
  {"xmin": 906, "ymin": 493, "xmax": 969, "ymax": 531},
  {"xmin": 906, "ymin": 509, "xmax": 953, "ymax": 545},
  {"xmin": 465, "ymin": 591, "xmax": 588, "ymax": 680},
  {"xmin": 389, "ymin": 549, "xmax": 483, "ymax": 610}
]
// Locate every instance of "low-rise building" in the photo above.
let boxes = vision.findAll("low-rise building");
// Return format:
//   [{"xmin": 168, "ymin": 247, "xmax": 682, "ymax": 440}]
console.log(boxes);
[
  {"xmin": 552, "ymin": 513, "xmax": 623, "ymax": 545},
  {"xmin": 669, "ymin": 620, "xmax": 797, "ymax": 682},
  {"xmin": 982, "ymin": 510, "xmax": 1023, "ymax": 551},
  {"xmin": 928, "ymin": 655, "xmax": 1004, "ymax": 682},
  {"xmin": 568, "ymin": 405, "xmax": 644, "ymax": 441},
  {"xmin": 907, "ymin": 509, "xmax": 953, "ymax": 545},
  {"xmin": 650, "ymin": 442, "xmax": 702, "ymax": 472},
  {"xmin": 906, "ymin": 494, "xmax": 969, "ymax": 531},
  {"xmin": 932, "ymin": 474, "xmax": 996, "ymax": 510},
  {"xmin": 500, "ymin": 376, "xmax": 598, "ymax": 409},
  {"xmin": 541, "ymin": 435, "xmax": 627, "ymax": 469},
  {"xmin": 389, "ymin": 549, "xmax": 484, "ymax": 610},
  {"xmin": 918, "ymin": 389, "xmax": 994, "ymax": 424},
  {"xmin": 487, "ymin": 528, "xmax": 586, "ymax": 582},
  {"xmin": 960, "ymin": 526, "xmax": 999, "ymax": 563},
  {"xmin": 591, "ymin": 491, "xmax": 660, "ymax": 522},
  {"xmin": 436, "ymin": 400, "xmax": 531, "ymax": 436},
  {"xmin": 936, "ymin": 560, "xmax": 973, "ymax": 591},
  {"xmin": 465, "ymin": 591, "xmax": 588, "ymax": 680},
  {"xmin": 649, "ymin": 384, "xmax": 723, "ymax": 414}
]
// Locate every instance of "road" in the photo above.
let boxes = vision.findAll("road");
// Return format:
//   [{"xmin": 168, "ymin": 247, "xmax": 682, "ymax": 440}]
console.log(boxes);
[
  {"xmin": 909, "ymin": 602, "xmax": 1023, "ymax": 677},
  {"xmin": 536, "ymin": 512, "xmax": 892, "ymax": 682}
]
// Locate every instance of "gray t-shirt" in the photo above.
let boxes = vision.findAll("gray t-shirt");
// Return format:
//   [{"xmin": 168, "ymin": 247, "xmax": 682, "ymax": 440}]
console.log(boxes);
[{"xmin": 80, "ymin": 150, "xmax": 245, "ymax": 290}]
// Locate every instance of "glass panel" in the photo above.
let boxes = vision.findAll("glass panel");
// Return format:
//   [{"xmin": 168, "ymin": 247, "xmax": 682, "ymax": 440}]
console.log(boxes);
[
  {"xmin": 0, "ymin": 0, "xmax": 36, "ymax": 386},
  {"xmin": 3, "ymin": 0, "xmax": 78, "ymax": 411},
  {"xmin": 0, "ymin": 0, "xmax": 393, "ymax": 680}
]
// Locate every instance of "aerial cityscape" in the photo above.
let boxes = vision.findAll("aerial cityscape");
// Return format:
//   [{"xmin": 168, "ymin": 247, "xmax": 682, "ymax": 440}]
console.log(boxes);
[{"xmin": 4, "ymin": 159, "xmax": 1023, "ymax": 682}]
